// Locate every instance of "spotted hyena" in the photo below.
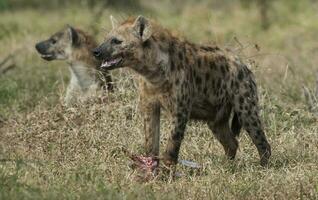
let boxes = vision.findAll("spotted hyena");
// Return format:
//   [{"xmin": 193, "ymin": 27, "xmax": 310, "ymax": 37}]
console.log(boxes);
[
  {"xmin": 35, "ymin": 25, "xmax": 114, "ymax": 106},
  {"xmin": 93, "ymin": 16, "xmax": 271, "ymax": 166}
]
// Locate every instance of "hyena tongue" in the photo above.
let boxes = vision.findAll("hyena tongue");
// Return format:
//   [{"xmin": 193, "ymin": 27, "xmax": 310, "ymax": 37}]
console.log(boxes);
[{"xmin": 101, "ymin": 58, "xmax": 121, "ymax": 68}]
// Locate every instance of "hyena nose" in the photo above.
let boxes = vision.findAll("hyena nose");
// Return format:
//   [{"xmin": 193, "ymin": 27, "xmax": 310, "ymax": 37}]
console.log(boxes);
[
  {"xmin": 35, "ymin": 43, "xmax": 41, "ymax": 52},
  {"xmin": 92, "ymin": 48, "xmax": 101, "ymax": 59}
]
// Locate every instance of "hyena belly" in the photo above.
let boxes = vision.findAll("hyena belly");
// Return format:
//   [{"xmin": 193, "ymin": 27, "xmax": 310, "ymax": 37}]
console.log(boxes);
[{"xmin": 190, "ymin": 98, "xmax": 231, "ymax": 122}]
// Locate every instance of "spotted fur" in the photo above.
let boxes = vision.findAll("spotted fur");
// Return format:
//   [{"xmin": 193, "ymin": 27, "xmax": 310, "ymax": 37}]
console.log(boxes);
[{"xmin": 95, "ymin": 16, "xmax": 271, "ymax": 166}]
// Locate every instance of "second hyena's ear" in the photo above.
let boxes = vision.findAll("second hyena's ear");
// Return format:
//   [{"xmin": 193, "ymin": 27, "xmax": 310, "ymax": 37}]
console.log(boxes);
[
  {"xmin": 67, "ymin": 25, "xmax": 80, "ymax": 47},
  {"xmin": 110, "ymin": 15, "xmax": 119, "ymax": 30},
  {"xmin": 133, "ymin": 15, "xmax": 152, "ymax": 42}
]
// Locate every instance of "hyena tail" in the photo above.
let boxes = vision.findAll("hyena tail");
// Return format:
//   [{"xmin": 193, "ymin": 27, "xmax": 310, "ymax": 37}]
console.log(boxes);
[{"xmin": 231, "ymin": 112, "xmax": 242, "ymax": 137}]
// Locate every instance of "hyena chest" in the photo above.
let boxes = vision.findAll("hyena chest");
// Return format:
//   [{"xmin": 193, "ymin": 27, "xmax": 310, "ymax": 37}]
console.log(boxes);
[{"xmin": 69, "ymin": 64, "xmax": 97, "ymax": 91}]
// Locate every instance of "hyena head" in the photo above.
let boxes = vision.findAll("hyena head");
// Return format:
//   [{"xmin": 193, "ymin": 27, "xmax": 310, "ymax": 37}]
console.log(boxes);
[
  {"xmin": 35, "ymin": 25, "xmax": 80, "ymax": 61},
  {"xmin": 93, "ymin": 15, "xmax": 153, "ymax": 70}
]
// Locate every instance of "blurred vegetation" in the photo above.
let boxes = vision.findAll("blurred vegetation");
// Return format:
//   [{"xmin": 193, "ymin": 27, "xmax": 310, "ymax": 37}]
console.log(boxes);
[
  {"xmin": 0, "ymin": 0, "xmax": 141, "ymax": 10},
  {"xmin": 0, "ymin": 0, "xmax": 318, "ymax": 199}
]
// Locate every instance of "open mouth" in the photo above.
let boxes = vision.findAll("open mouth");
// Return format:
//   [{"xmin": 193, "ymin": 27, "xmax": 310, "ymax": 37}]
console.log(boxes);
[
  {"xmin": 40, "ymin": 54, "xmax": 55, "ymax": 61},
  {"xmin": 101, "ymin": 57, "xmax": 123, "ymax": 69}
]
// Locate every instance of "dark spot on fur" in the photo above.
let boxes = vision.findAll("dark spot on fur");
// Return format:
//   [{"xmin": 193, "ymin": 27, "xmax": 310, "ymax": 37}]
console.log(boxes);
[
  {"xmin": 230, "ymin": 80, "xmax": 234, "ymax": 89},
  {"xmin": 244, "ymin": 92, "xmax": 250, "ymax": 98},
  {"xmin": 252, "ymin": 121, "xmax": 258, "ymax": 127},
  {"xmin": 197, "ymin": 58, "xmax": 202, "ymax": 68},
  {"xmin": 195, "ymin": 76, "xmax": 202, "ymax": 85},
  {"xmin": 245, "ymin": 122, "xmax": 250, "ymax": 127},
  {"xmin": 222, "ymin": 83, "xmax": 227, "ymax": 90},
  {"xmin": 238, "ymin": 70, "xmax": 244, "ymax": 80},
  {"xmin": 239, "ymin": 97, "xmax": 244, "ymax": 104},
  {"xmin": 200, "ymin": 45, "xmax": 220, "ymax": 52},
  {"xmin": 171, "ymin": 60, "xmax": 175, "ymax": 71},
  {"xmin": 205, "ymin": 73, "xmax": 210, "ymax": 81},
  {"xmin": 175, "ymin": 78, "xmax": 180, "ymax": 85},
  {"xmin": 185, "ymin": 56, "xmax": 189, "ymax": 65},
  {"xmin": 178, "ymin": 51, "xmax": 183, "ymax": 60},
  {"xmin": 203, "ymin": 87, "xmax": 208, "ymax": 94},
  {"xmin": 168, "ymin": 41, "xmax": 175, "ymax": 55},
  {"xmin": 209, "ymin": 61, "xmax": 216, "ymax": 69},
  {"xmin": 193, "ymin": 69, "xmax": 197, "ymax": 77},
  {"xmin": 221, "ymin": 65, "xmax": 226, "ymax": 76},
  {"xmin": 160, "ymin": 34, "xmax": 166, "ymax": 42},
  {"xmin": 244, "ymin": 105, "xmax": 249, "ymax": 110},
  {"xmin": 204, "ymin": 56, "xmax": 208, "ymax": 66},
  {"xmin": 142, "ymin": 40, "xmax": 151, "ymax": 48},
  {"xmin": 216, "ymin": 79, "xmax": 221, "ymax": 88},
  {"xmin": 251, "ymin": 101, "xmax": 256, "ymax": 106}
]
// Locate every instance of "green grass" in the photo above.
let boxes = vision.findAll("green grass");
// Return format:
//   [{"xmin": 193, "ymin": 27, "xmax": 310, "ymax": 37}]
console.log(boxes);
[{"xmin": 0, "ymin": 1, "xmax": 318, "ymax": 199}]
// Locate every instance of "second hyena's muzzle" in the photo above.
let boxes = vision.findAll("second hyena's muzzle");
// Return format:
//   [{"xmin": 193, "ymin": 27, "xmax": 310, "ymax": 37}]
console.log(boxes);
[{"xmin": 35, "ymin": 39, "xmax": 58, "ymax": 61}]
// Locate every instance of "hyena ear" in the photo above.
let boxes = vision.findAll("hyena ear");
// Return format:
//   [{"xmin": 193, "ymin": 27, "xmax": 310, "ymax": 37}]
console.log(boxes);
[
  {"xmin": 67, "ymin": 25, "xmax": 80, "ymax": 47},
  {"xmin": 110, "ymin": 15, "xmax": 119, "ymax": 30},
  {"xmin": 133, "ymin": 15, "xmax": 152, "ymax": 42}
]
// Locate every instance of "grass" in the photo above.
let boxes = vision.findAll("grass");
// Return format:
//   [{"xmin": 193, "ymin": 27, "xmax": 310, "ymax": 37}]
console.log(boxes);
[{"xmin": 0, "ymin": 0, "xmax": 318, "ymax": 199}]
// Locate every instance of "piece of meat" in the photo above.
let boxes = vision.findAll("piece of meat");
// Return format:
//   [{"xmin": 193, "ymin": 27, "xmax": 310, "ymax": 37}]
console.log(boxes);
[{"xmin": 123, "ymin": 148, "xmax": 201, "ymax": 181}]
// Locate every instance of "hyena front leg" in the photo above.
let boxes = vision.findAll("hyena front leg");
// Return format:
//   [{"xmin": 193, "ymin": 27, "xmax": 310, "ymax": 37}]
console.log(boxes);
[
  {"xmin": 163, "ymin": 105, "xmax": 190, "ymax": 166},
  {"xmin": 140, "ymin": 98, "xmax": 161, "ymax": 157}
]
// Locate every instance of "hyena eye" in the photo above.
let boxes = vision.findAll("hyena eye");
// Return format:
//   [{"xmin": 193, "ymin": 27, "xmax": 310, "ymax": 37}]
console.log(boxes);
[
  {"xmin": 111, "ymin": 38, "xmax": 122, "ymax": 45},
  {"xmin": 51, "ymin": 38, "xmax": 57, "ymax": 45}
]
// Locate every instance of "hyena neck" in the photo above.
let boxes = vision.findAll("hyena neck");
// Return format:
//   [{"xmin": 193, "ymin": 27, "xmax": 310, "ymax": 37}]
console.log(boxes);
[
  {"xmin": 68, "ymin": 61, "xmax": 98, "ymax": 91},
  {"xmin": 132, "ymin": 63, "xmax": 167, "ymax": 86},
  {"xmin": 132, "ymin": 43, "xmax": 170, "ymax": 87}
]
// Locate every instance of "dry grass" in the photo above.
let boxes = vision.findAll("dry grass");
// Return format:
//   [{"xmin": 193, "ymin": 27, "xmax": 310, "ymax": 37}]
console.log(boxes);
[{"xmin": 0, "ymin": 1, "xmax": 318, "ymax": 199}]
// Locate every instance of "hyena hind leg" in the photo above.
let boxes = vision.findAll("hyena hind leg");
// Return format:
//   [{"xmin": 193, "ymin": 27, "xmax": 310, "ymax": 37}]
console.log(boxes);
[
  {"xmin": 207, "ymin": 120, "xmax": 239, "ymax": 160},
  {"xmin": 235, "ymin": 103, "xmax": 271, "ymax": 166}
]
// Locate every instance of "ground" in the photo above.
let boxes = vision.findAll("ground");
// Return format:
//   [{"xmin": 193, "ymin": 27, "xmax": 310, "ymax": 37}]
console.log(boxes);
[{"xmin": 0, "ymin": 1, "xmax": 317, "ymax": 199}]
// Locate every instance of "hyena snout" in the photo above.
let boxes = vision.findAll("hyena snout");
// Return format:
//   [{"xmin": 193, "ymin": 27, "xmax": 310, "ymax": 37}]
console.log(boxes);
[
  {"xmin": 35, "ymin": 41, "xmax": 48, "ymax": 54},
  {"xmin": 35, "ymin": 41, "xmax": 56, "ymax": 61},
  {"xmin": 92, "ymin": 42, "xmax": 112, "ymax": 60}
]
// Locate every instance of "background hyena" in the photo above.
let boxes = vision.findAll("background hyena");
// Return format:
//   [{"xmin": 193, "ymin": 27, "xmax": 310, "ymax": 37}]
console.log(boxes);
[
  {"xmin": 35, "ymin": 25, "xmax": 114, "ymax": 106},
  {"xmin": 93, "ymin": 16, "xmax": 271, "ymax": 167}
]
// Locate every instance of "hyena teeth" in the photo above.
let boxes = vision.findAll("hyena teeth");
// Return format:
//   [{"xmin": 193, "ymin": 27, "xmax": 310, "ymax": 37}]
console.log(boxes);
[
  {"xmin": 101, "ymin": 58, "xmax": 122, "ymax": 68},
  {"xmin": 41, "ymin": 54, "xmax": 53, "ymax": 58}
]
